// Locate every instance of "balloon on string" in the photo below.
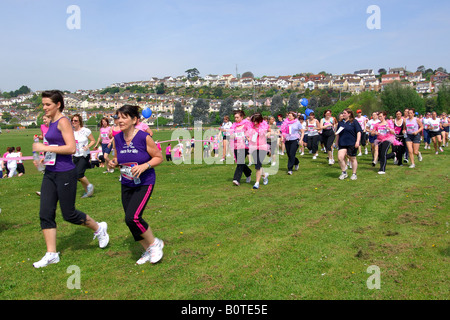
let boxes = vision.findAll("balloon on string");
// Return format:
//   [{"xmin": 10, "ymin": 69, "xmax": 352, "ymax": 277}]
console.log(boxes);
[
  {"xmin": 300, "ymin": 98, "xmax": 309, "ymax": 107},
  {"xmin": 142, "ymin": 108, "xmax": 152, "ymax": 118},
  {"xmin": 305, "ymin": 108, "xmax": 313, "ymax": 117}
]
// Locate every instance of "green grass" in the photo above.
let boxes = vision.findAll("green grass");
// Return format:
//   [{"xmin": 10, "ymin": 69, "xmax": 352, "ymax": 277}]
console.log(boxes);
[{"xmin": 0, "ymin": 129, "xmax": 449, "ymax": 300}]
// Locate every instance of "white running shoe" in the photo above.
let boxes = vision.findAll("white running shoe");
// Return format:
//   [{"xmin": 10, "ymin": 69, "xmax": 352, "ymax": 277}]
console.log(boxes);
[
  {"xmin": 439, "ymin": 147, "xmax": 444, "ymax": 152},
  {"xmin": 287, "ymin": 171, "xmax": 293, "ymax": 175},
  {"xmin": 149, "ymin": 238, "xmax": 164, "ymax": 264},
  {"xmin": 33, "ymin": 252, "xmax": 60, "ymax": 268},
  {"xmin": 252, "ymin": 183, "xmax": 259, "ymax": 189},
  {"xmin": 232, "ymin": 180, "xmax": 240, "ymax": 186},
  {"xmin": 86, "ymin": 184, "xmax": 94, "ymax": 197},
  {"xmin": 263, "ymin": 173, "xmax": 269, "ymax": 185},
  {"xmin": 93, "ymin": 222, "xmax": 109, "ymax": 248},
  {"xmin": 409, "ymin": 164, "xmax": 415, "ymax": 168},
  {"xmin": 312, "ymin": 155, "xmax": 317, "ymax": 160},
  {"xmin": 339, "ymin": 172, "xmax": 348, "ymax": 180},
  {"xmin": 350, "ymin": 174, "xmax": 357, "ymax": 180},
  {"xmin": 364, "ymin": 148, "xmax": 368, "ymax": 155},
  {"xmin": 357, "ymin": 152, "xmax": 362, "ymax": 156},
  {"xmin": 271, "ymin": 161, "xmax": 276, "ymax": 166},
  {"xmin": 294, "ymin": 164, "xmax": 299, "ymax": 171},
  {"xmin": 378, "ymin": 171, "xmax": 386, "ymax": 175},
  {"xmin": 418, "ymin": 152, "xmax": 422, "ymax": 162},
  {"xmin": 246, "ymin": 176, "xmax": 251, "ymax": 183},
  {"xmin": 300, "ymin": 152, "xmax": 304, "ymax": 156}
]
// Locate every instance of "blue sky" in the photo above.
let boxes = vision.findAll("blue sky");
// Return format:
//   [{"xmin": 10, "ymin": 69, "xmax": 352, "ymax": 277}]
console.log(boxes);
[{"xmin": 0, "ymin": 0, "xmax": 449, "ymax": 92}]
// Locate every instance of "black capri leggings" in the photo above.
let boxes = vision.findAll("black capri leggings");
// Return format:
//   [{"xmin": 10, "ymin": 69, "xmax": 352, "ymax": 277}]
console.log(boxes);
[
  {"xmin": 121, "ymin": 184, "xmax": 155, "ymax": 241},
  {"xmin": 307, "ymin": 135, "xmax": 320, "ymax": 154},
  {"xmin": 39, "ymin": 168, "xmax": 88, "ymax": 229},
  {"xmin": 321, "ymin": 129, "xmax": 335, "ymax": 152}
]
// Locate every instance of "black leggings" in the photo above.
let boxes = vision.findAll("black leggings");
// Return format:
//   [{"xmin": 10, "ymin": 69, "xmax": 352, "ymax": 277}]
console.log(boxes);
[
  {"xmin": 121, "ymin": 184, "xmax": 154, "ymax": 241},
  {"xmin": 233, "ymin": 149, "xmax": 252, "ymax": 182},
  {"xmin": 307, "ymin": 135, "xmax": 320, "ymax": 154},
  {"xmin": 322, "ymin": 130, "xmax": 335, "ymax": 152},
  {"xmin": 378, "ymin": 141, "xmax": 396, "ymax": 172},
  {"xmin": 285, "ymin": 139, "xmax": 299, "ymax": 171},
  {"xmin": 39, "ymin": 168, "xmax": 87, "ymax": 229}
]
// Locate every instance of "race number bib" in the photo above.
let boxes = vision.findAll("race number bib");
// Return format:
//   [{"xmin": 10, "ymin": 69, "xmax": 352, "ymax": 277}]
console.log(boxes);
[{"xmin": 43, "ymin": 144, "xmax": 58, "ymax": 166}]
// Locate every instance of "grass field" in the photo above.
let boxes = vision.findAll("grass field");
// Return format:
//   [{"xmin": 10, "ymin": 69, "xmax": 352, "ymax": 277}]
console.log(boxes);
[{"xmin": 0, "ymin": 128, "xmax": 449, "ymax": 300}]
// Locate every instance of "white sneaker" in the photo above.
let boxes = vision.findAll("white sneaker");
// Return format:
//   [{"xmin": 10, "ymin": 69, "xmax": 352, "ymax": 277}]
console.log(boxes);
[
  {"xmin": 33, "ymin": 252, "xmax": 60, "ymax": 268},
  {"xmin": 328, "ymin": 158, "xmax": 334, "ymax": 165},
  {"xmin": 350, "ymin": 174, "xmax": 357, "ymax": 180},
  {"xmin": 409, "ymin": 164, "xmax": 415, "ymax": 168},
  {"xmin": 252, "ymin": 183, "xmax": 259, "ymax": 189},
  {"xmin": 357, "ymin": 152, "xmax": 362, "ymax": 156},
  {"xmin": 271, "ymin": 161, "xmax": 276, "ymax": 166},
  {"xmin": 263, "ymin": 173, "xmax": 269, "ymax": 185},
  {"xmin": 300, "ymin": 152, "xmax": 304, "ymax": 156},
  {"xmin": 418, "ymin": 152, "xmax": 422, "ymax": 162},
  {"xmin": 246, "ymin": 176, "xmax": 251, "ymax": 183},
  {"xmin": 294, "ymin": 164, "xmax": 299, "ymax": 171},
  {"xmin": 232, "ymin": 180, "xmax": 240, "ymax": 186},
  {"xmin": 93, "ymin": 222, "xmax": 109, "ymax": 248},
  {"xmin": 364, "ymin": 148, "xmax": 368, "ymax": 155},
  {"xmin": 149, "ymin": 238, "xmax": 164, "ymax": 264},
  {"xmin": 378, "ymin": 171, "xmax": 386, "ymax": 174},
  {"xmin": 287, "ymin": 171, "xmax": 293, "ymax": 175},
  {"xmin": 312, "ymin": 155, "xmax": 317, "ymax": 160},
  {"xmin": 86, "ymin": 184, "xmax": 94, "ymax": 197},
  {"xmin": 439, "ymin": 147, "xmax": 444, "ymax": 152},
  {"xmin": 339, "ymin": 172, "xmax": 348, "ymax": 180}
]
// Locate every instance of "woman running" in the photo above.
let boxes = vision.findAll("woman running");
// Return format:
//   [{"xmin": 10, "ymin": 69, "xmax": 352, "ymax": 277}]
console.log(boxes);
[
  {"xmin": 109, "ymin": 104, "xmax": 164, "ymax": 265},
  {"xmin": 392, "ymin": 110, "xmax": 406, "ymax": 166},
  {"xmin": 247, "ymin": 113, "xmax": 270, "ymax": 189},
  {"xmin": 306, "ymin": 112, "xmax": 320, "ymax": 160},
  {"xmin": 367, "ymin": 112, "xmax": 380, "ymax": 166},
  {"xmin": 220, "ymin": 115, "xmax": 233, "ymax": 161},
  {"xmin": 71, "ymin": 114, "xmax": 95, "ymax": 198},
  {"xmin": 230, "ymin": 110, "xmax": 252, "ymax": 185},
  {"xmin": 32, "ymin": 90, "xmax": 109, "ymax": 268},
  {"xmin": 429, "ymin": 111, "xmax": 444, "ymax": 154},
  {"xmin": 335, "ymin": 109, "xmax": 362, "ymax": 180},
  {"xmin": 95, "ymin": 117, "xmax": 113, "ymax": 173},
  {"xmin": 298, "ymin": 114, "xmax": 307, "ymax": 156},
  {"xmin": 404, "ymin": 108, "xmax": 423, "ymax": 168},
  {"xmin": 371, "ymin": 111, "xmax": 401, "ymax": 174},
  {"xmin": 280, "ymin": 111, "xmax": 304, "ymax": 175},
  {"xmin": 16, "ymin": 146, "xmax": 25, "ymax": 177},
  {"xmin": 440, "ymin": 112, "xmax": 449, "ymax": 147},
  {"xmin": 320, "ymin": 109, "xmax": 337, "ymax": 165}
]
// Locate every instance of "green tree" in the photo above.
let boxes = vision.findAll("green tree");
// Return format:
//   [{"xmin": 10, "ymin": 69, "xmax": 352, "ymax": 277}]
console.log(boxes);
[
  {"xmin": 437, "ymin": 80, "xmax": 450, "ymax": 113},
  {"xmin": 381, "ymin": 82, "xmax": 424, "ymax": 114},
  {"xmin": 191, "ymin": 98, "xmax": 210, "ymax": 123},
  {"xmin": 219, "ymin": 96, "xmax": 234, "ymax": 119},
  {"xmin": 185, "ymin": 68, "xmax": 200, "ymax": 79},
  {"xmin": 173, "ymin": 102, "xmax": 185, "ymax": 125},
  {"xmin": 287, "ymin": 93, "xmax": 299, "ymax": 112},
  {"xmin": 270, "ymin": 95, "xmax": 283, "ymax": 116}
]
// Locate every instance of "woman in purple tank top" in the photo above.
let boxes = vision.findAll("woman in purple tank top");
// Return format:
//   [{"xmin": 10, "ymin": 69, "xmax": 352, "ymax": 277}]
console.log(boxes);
[
  {"xmin": 31, "ymin": 90, "xmax": 109, "ymax": 268},
  {"xmin": 109, "ymin": 105, "xmax": 165, "ymax": 265}
]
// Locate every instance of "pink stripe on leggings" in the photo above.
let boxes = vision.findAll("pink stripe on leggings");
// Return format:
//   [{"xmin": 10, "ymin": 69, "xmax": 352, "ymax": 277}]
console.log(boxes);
[{"xmin": 134, "ymin": 185, "xmax": 153, "ymax": 234}]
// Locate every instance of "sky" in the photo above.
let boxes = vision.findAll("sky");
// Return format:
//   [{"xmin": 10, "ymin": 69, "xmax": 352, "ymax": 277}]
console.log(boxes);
[{"xmin": 0, "ymin": 0, "xmax": 449, "ymax": 93}]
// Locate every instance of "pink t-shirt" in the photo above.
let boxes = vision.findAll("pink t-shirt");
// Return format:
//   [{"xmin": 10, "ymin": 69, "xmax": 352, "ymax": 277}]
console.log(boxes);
[
  {"xmin": 136, "ymin": 122, "xmax": 149, "ymax": 132},
  {"xmin": 99, "ymin": 127, "xmax": 111, "ymax": 144},
  {"xmin": 165, "ymin": 146, "xmax": 171, "ymax": 155}
]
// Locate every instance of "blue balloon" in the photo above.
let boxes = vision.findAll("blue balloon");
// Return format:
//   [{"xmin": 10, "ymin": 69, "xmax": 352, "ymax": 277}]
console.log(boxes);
[
  {"xmin": 142, "ymin": 108, "xmax": 152, "ymax": 118},
  {"xmin": 301, "ymin": 98, "xmax": 309, "ymax": 107},
  {"xmin": 305, "ymin": 108, "xmax": 313, "ymax": 116}
]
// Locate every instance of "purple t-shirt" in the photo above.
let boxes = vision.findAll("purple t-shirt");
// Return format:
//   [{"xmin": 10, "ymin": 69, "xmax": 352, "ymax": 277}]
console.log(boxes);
[
  {"xmin": 115, "ymin": 130, "xmax": 155, "ymax": 187},
  {"xmin": 44, "ymin": 117, "xmax": 76, "ymax": 172}
]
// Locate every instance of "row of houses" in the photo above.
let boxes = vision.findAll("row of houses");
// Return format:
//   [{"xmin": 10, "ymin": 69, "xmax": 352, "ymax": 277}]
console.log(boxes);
[{"xmin": 109, "ymin": 69, "xmax": 449, "ymax": 95}]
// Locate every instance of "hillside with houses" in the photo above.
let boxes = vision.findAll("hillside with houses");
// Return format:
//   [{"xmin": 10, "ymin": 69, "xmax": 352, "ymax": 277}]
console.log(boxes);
[{"xmin": 0, "ymin": 67, "xmax": 448, "ymax": 128}]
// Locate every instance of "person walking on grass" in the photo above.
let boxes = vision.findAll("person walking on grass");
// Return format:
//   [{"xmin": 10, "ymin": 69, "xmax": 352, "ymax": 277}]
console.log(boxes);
[
  {"xmin": 108, "ymin": 104, "xmax": 164, "ymax": 265},
  {"xmin": 335, "ymin": 108, "xmax": 362, "ymax": 181},
  {"xmin": 371, "ymin": 111, "xmax": 402, "ymax": 174},
  {"xmin": 404, "ymin": 108, "xmax": 423, "ymax": 168},
  {"xmin": 429, "ymin": 111, "xmax": 444, "ymax": 155},
  {"xmin": 392, "ymin": 110, "xmax": 406, "ymax": 166},
  {"xmin": 280, "ymin": 111, "xmax": 304, "ymax": 175},
  {"xmin": 247, "ymin": 113, "xmax": 270, "ymax": 189},
  {"xmin": 230, "ymin": 110, "xmax": 252, "ymax": 186},
  {"xmin": 320, "ymin": 109, "xmax": 337, "ymax": 165},
  {"xmin": 32, "ymin": 90, "xmax": 109, "ymax": 268},
  {"xmin": 95, "ymin": 117, "xmax": 114, "ymax": 173},
  {"xmin": 306, "ymin": 112, "xmax": 320, "ymax": 160},
  {"xmin": 71, "ymin": 114, "xmax": 95, "ymax": 198}
]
